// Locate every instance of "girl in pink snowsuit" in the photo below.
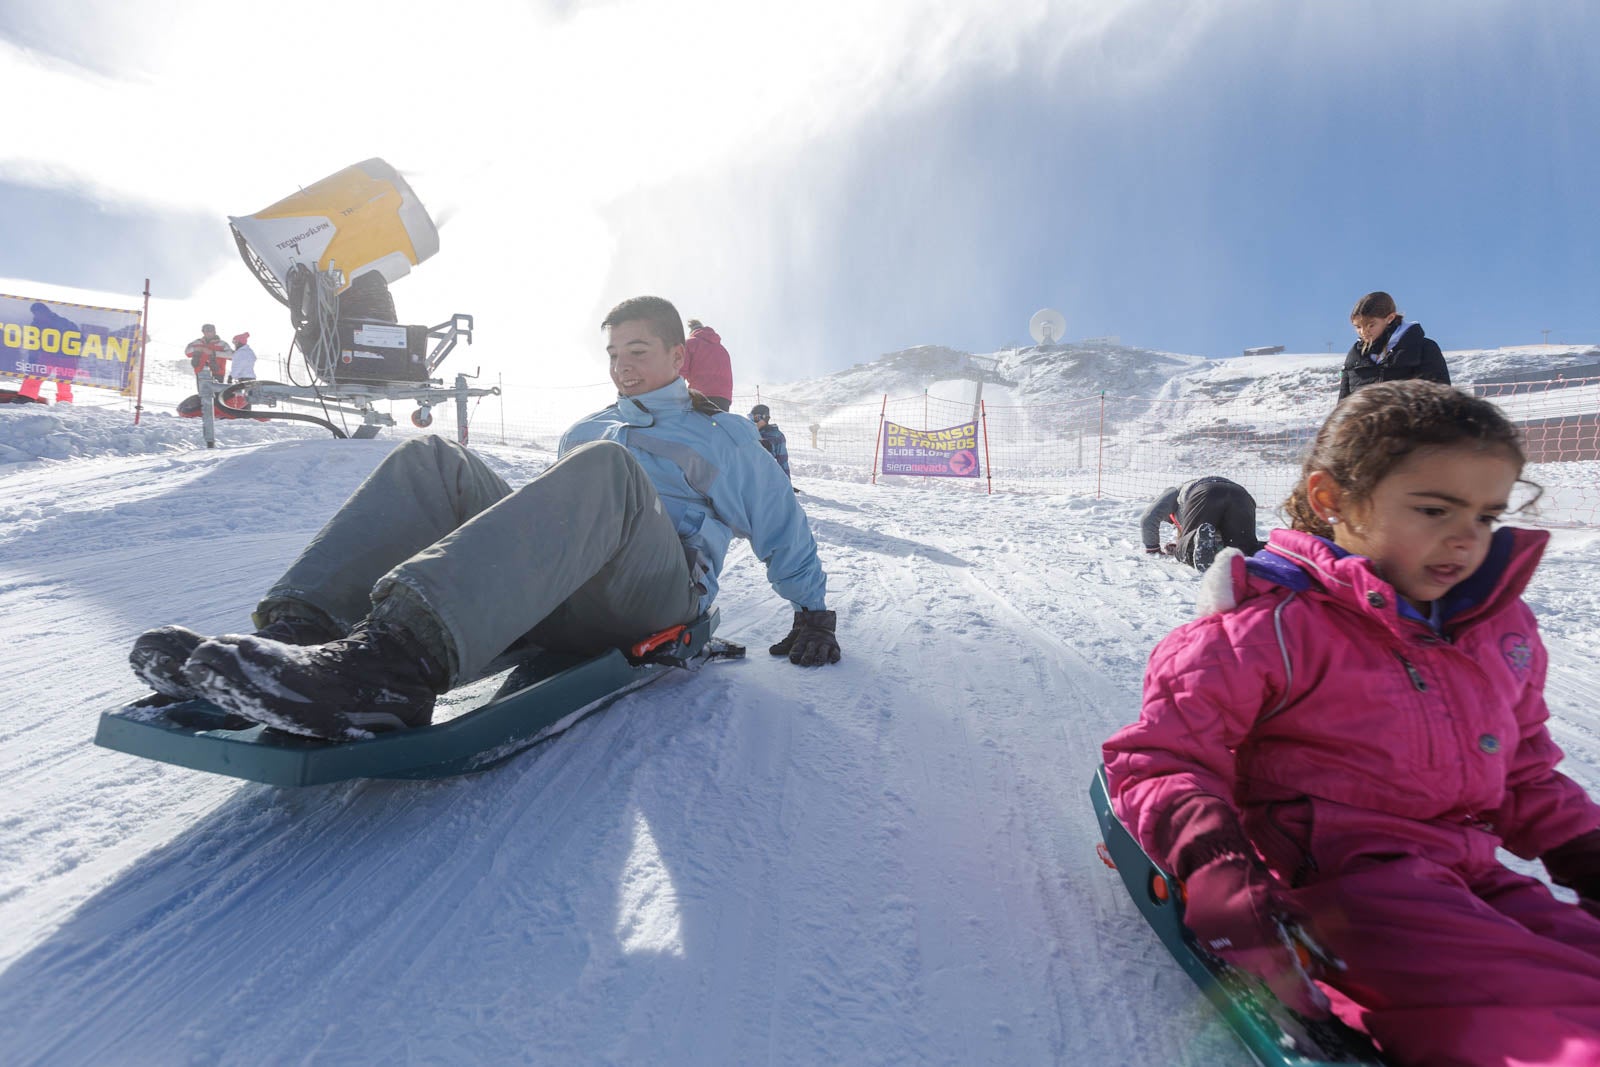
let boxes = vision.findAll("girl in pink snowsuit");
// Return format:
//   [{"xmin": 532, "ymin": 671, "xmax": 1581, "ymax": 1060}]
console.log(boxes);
[{"xmin": 1105, "ymin": 381, "xmax": 1600, "ymax": 1066}]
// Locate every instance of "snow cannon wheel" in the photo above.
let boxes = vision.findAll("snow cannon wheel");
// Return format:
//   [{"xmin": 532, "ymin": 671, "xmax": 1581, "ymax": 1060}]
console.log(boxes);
[{"xmin": 411, "ymin": 406, "xmax": 433, "ymax": 428}]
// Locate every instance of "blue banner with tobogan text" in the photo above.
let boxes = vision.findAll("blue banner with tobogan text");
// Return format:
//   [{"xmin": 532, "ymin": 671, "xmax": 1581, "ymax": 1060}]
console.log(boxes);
[{"xmin": 0, "ymin": 292, "xmax": 144, "ymax": 394}]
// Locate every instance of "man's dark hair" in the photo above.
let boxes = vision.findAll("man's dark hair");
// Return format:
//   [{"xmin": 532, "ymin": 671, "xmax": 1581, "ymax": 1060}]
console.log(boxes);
[
  {"xmin": 686, "ymin": 318, "xmax": 704, "ymax": 330},
  {"xmin": 602, "ymin": 296, "xmax": 684, "ymax": 348}
]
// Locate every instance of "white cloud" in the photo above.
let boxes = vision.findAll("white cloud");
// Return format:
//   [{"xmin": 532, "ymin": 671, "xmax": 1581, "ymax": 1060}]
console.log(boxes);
[{"xmin": 1, "ymin": 0, "xmax": 1234, "ymax": 397}]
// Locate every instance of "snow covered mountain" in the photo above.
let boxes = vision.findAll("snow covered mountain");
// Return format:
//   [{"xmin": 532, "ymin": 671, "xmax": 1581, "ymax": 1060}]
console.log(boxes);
[
  {"xmin": 2, "ymin": 347, "xmax": 1599, "ymax": 1066},
  {"xmin": 758, "ymin": 341, "xmax": 1206, "ymax": 413},
  {"xmin": 763, "ymin": 339, "xmax": 1600, "ymax": 417}
]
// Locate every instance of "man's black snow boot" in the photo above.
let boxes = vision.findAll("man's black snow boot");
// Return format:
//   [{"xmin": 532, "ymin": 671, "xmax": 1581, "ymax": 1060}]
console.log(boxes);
[
  {"xmin": 180, "ymin": 618, "xmax": 450, "ymax": 740},
  {"xmin": 1192, "ymin": 522, "xmax": 1223, "ymax": 573},
  {"xmin": 130, "ymin": 614, "xmax": 338, "ymax": 701}
]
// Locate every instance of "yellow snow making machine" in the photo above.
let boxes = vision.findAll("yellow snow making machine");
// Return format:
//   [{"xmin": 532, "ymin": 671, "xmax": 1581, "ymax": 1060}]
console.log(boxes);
[{"xmin": 207, "ymin": 158, "xmax": 495, "ymax": 444}]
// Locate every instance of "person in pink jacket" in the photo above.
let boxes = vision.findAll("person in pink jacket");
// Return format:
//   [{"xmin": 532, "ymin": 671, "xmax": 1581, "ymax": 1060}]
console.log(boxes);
[
  {"xmin": 1104, "ymin": 380, "xmax": 1600, "ymax": 1066},
  {"xmin": 683, "ymin": 318, "xmax": 733, "ymax": 411}
]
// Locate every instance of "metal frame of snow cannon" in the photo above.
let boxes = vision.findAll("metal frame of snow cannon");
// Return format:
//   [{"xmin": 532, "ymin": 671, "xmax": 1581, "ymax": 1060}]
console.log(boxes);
[
  {"xmin": 1089, "ymin": 766, "xmax": 1387, "ymax": 1066},
  {"xmin": 94, "ymin": 612, "xmax": 734, "ymax": 786},
  {"xmin": 195, "ymin": 263, "xmax": 498, "ymax": 447}
]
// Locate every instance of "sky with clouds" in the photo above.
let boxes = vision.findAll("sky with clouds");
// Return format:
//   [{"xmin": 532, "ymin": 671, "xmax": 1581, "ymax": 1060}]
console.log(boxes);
[{"xmin": 2, "ymin": 0, "xmax": 1597, "ymax": 396}]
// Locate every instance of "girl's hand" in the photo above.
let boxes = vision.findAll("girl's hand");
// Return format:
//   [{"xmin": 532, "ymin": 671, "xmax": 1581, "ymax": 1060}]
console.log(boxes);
[
  {"xmin": 1543, "ymin": 827, "xmax": 1600, "ymax": 918},
  {"xmin": 1157, "ymin": 793, "xmax": 1345, "ymax": 1017},
  {"xmin": 1181, "ymin": 854, "xmax": 1343, "ymax": 1017}
]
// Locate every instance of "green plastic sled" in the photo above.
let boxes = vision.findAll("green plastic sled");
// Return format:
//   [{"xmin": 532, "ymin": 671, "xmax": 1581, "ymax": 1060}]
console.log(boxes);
[
  {"xmin": 95, "ymin": 612, "xmax": 727, "ymax": 787},
  {"xmin": 1090, "ymin": 765, "xmax": 1386, "ymax": 1066}
]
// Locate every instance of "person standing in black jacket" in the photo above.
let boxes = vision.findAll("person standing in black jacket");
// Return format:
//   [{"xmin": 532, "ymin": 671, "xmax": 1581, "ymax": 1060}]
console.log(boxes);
[{"xmin": 1338, "ymin": 291, "xmax": 1450, "ymax": 400}]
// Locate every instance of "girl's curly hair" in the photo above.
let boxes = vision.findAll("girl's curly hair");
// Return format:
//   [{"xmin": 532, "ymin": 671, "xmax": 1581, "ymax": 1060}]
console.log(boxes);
[{"xmin": 1284, "ymin": 381, "xmax": 1540, "ymax": 538}]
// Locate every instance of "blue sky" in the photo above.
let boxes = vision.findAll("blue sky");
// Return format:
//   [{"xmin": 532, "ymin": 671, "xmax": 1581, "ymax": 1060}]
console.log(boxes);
[{"xmin": 2, "ymin": 1, "xmax": 1597, "ymax": 391}]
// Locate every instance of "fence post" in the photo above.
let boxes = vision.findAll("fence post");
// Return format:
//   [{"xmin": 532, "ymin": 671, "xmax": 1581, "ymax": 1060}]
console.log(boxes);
[
  {"xmin": 870, "ymin": 393, "xmax": 887, "ymax": 485},
  {"xmin": 923, "ymin": 389, "xmax": 929, "ymax": 485},
  {"xmin": 133, "ymin": 277, "xmax": 151, "ymax": 425},
  {"xmin": 981, "ymin": 398, "xmax": 992, "ymax": 495},
  {"xmin": 1096, "ymin": 391, "xmax": 1106, "ymax": 498}
]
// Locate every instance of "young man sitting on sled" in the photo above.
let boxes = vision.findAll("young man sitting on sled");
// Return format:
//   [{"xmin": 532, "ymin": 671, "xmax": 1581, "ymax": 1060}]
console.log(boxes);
[{"xmin": 129, "ymin": 296, "xmax": 840, "ymax": 740}]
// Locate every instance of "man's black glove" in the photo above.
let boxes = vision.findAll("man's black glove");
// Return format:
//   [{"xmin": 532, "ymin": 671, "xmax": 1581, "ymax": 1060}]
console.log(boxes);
[
  {"xmin": 769, "ymin": 609, "xmax": 841, "ymax": 666},
  {"xmin": 1543, "ymin": 828, "xmax": 1600, "ymax": 918}
]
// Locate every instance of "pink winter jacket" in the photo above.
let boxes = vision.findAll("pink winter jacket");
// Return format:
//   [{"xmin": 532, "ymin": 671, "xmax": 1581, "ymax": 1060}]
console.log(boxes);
[
  {"xmin": 1105, "ymin": 527, "xmax": 1600, "ymax": 871},
  {"xmin": 683, "ymin": 327, "xmax": 733, "ymax": 401}
]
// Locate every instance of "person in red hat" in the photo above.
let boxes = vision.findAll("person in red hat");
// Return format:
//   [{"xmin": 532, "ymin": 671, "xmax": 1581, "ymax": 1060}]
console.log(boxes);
[{"xmin": 230, "ymin": 332, "xmax": 257, "ymax": 383}]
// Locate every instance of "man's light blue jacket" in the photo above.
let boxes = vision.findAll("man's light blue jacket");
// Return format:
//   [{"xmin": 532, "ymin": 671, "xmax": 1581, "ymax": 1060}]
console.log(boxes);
[{"xmin": 560, "ymin": 378, "xmax": 827, "ymax": 615}]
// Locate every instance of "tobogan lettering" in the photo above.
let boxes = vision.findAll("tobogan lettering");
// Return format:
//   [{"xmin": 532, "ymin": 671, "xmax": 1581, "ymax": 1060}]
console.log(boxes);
[{"xmin": 2, "ymin": 326, "xmax": 128, "ymax": 361}]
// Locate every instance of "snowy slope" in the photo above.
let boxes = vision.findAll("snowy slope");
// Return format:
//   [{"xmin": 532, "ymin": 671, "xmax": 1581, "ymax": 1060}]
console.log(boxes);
[{"xmin": 1, "ymin": 403, "xmax": 1598, "ymax": 1066}]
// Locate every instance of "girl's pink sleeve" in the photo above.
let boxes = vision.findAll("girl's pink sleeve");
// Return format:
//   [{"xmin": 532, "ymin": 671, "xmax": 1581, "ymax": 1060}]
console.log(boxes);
[
  {"xmin": 1493, "ymin": 608, "xmax": 1600, "ymax": 858},
  {"xmin": 1103, "ymin": 613, "xmax": 1277, "ymax": 869}
]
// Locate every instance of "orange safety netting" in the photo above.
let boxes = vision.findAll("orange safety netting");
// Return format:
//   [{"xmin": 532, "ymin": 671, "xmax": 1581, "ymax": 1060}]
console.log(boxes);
[{"xmin": 395, "ymin": 375, "xmax": 1600, "ymax": 527}]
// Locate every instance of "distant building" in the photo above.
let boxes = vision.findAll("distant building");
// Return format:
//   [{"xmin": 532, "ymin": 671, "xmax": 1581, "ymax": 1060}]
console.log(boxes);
[{"xmin": 1242, "ymin": 345, "xmax": 1285, "ymax": 356}]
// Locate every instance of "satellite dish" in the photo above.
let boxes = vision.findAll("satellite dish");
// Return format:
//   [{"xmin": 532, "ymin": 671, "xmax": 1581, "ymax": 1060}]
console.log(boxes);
[{"xmin": 1029, "ymin": 308, "xmax": 1066, "ymax": 345}]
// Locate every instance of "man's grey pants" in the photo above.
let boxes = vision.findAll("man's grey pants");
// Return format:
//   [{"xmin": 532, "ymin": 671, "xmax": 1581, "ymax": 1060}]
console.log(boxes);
[
  {"xmin": 1175, "ymin": 477, "xmax": 1262, "ymax": 567},
  {"xmin": 256, "ymin": 437, "xmax": 701, "ymax": 686}
]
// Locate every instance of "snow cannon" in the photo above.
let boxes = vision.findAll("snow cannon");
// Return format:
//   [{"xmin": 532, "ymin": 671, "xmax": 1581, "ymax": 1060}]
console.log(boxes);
[
  {"xmin": 227, "ymin": 158, "xmax": 439, "ymax": 308},
  {"xmin": 224, "ymin": 157, "xmax": 472, "ymax": 394}
]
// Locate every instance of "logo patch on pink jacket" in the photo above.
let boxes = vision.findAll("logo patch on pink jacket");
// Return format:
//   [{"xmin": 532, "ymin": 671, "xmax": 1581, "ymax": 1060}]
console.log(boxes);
[{"xmin": 1500, "ymin": 633, "xmax": 1533, "ymax": 674}]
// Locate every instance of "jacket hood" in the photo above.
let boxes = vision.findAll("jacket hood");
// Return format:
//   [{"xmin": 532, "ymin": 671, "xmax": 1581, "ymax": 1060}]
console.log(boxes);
[
  {"xmin": 688, "ymin": 327, "xmax": 722, "ymax": 344},
  {"xmin": 1201, "ymin": 526, "xmax": 1548, "ymax": 638}
]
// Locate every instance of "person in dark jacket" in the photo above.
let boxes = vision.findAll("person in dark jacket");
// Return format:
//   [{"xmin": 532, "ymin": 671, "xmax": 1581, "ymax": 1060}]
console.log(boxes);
[
  {"xmin": 1338, "ymin": 291, "xmax": 1450, "ymax": 400},
  {"xmin": 748, "ymin": 404, "xmax": 791, "ymax": 481},
  {"xmin": 1140, "ymin": 476, "xmax": 1263, "ymax": 572}
]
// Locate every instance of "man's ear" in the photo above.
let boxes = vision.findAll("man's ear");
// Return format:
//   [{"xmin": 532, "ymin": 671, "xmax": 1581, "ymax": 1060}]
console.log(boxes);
[
  {"xmin": 1305, "ymin": 470, "xmax": 1344, "ymax": 523},
  {"xmin": 670, "ymin": 343, "xmax": 685, "ymax": 372}
]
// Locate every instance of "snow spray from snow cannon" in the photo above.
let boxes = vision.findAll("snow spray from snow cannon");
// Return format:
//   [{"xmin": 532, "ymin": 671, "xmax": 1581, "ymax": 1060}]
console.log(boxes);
[{"xmin": 227, "ymin": 158, "xmax": 439, "ymax": 307}]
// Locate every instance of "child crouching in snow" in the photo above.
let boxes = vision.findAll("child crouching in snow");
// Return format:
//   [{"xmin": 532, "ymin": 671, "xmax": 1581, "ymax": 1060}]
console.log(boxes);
[{"xmin": 1104, "ymin": 381, "xmax": 1600, "ymax": 1066}]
